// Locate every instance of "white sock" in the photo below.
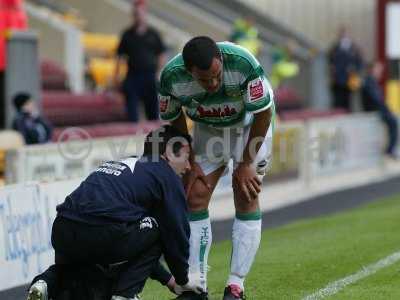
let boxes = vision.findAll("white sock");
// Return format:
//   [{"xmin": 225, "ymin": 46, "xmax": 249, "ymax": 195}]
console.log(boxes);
[
  {"xmin": 228, "ymin": 214, "xmax": 262, "ymax": 291},
  {"xmin": 188, "ymin": 210, "xmax": 212, "ymax": 291}
]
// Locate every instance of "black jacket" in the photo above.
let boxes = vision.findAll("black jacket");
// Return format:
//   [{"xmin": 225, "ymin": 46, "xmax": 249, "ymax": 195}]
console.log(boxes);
[
  {"xmin": 12, "ymin": 112, "xmax": 53, "ymax": 144},
  {"xmin": 57, "ymin": 156, "xmax": 190, "ymax": 284}
]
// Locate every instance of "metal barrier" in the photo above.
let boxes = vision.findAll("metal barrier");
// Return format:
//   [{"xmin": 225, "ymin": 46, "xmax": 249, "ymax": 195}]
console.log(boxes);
[
  {"xmin": 302, "ymin": 113, "xmax": 385, "ymax": 185},
  {"xmin": 25, "ymin": 2, "xmax": 84, "ymax": 93},
  {"xmin": 5, "ymin": 132, "xmax": 145, "ymax": 184},
  {"xmin": 269, "ymin": 121, "xmax": 304, "ymax": 180},
  {"xmin": 3, "ymin": 113, "xmax": 388, "ymax": 185}
]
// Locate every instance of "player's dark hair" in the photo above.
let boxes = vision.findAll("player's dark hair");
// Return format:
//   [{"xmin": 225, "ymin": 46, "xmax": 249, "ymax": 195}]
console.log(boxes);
[
  {"xmin": 182, "ymin": 36, "xmax": 221, "ymax": 71},
  {"xmin": 143, "ymin": 125, "xmax": 192, "ymax": 157}
]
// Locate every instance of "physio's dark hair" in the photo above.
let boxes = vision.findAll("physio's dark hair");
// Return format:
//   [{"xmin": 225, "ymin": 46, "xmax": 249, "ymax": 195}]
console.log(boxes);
[
  {"xmin": 143, "ymin": 125, "xmax": 192, "ymax": 156},
  {"xmin": 182, "ymin": 36, "xmax": 221, "ymax": 71}
]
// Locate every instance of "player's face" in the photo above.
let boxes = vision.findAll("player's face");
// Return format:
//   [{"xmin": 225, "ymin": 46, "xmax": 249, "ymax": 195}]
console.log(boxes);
[
  {"xmin": 191, "ymin": 57, "xmax": 223, "ymax": 94},
  {"xmin": 166, "ymin": 144, "xmax": 191, "ymax": 177}
]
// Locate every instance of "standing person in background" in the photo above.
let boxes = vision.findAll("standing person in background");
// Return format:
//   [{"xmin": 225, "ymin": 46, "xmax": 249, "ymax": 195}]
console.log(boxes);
[
  {"xmin": 362, "ymin": 61, "xmax": 398, "ymax": 159},
  {"xmin": 113, "ymin": 0, "xmax": 166, "ymax": 123},
  {"xmin": 229, "ymin": 16, "xmax": 261, "ymax": 57},
  {"xmin": 12, "ymin": 92, "xmax": 53, "ymax": 144},
  {"xmin": 328, "ymin": 26, "xmax": 363, "ymax": 111},
  {"xmin": 269, "ymin": 40, "xmax": 300, "ymax": 89}
]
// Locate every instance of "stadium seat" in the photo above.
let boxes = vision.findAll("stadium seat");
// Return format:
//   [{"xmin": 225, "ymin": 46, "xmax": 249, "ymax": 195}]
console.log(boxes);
[
  {"xmin": 52, "ymin": 121, "xmax": 164, "ymax": 141},
  {"xmin": 40, "ymin": 59, "xmax": 69, "ymax": 90},
  {"xmin": 82, "ymin": 33, "xmax": 119, "ymax": 57},
  {"xmin": 87, "ymin": 57, "xmax": 127, "ymax": 89},
  {"xmin": 274, "ymin": 86, "xmax": 303, "ymax": 112},
  {"xmin": 42, "ymin": 92, "xmax": 127, "ymax": 126}
]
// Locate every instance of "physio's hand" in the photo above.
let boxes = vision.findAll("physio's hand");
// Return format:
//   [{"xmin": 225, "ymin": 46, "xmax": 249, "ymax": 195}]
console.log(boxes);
[
  {"xmin": 232, "ymin": 162, "xmax": 261, "ymax": 202},
  {"xmin": 166, "ymin": 276, "xmax": 178, "ymax": 295},
  {"xmin": 184, "ymin": 162, "xmax": 211, "ymax": 197},
  {"xmin": 173, "ymin": 280, "xmax": 204, "ymax": 295}
]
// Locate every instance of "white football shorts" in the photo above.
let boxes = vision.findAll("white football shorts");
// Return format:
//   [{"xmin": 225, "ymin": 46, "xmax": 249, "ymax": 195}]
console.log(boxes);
[{"xmin": 193, "ymin": 122, "xmax": 273, "ymax": 177}]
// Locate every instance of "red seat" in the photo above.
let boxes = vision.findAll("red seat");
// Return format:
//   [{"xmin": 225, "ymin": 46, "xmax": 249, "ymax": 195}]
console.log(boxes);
[
  {"xmin": 52, "ymin": 121, "xmax": 164, "ymax": 141},
  {"xmin": 40, "ymin": 60, "xmax": 69, "ymax": 90},
  {"xmin": 274, "ymin": 86, "xmax": 303, "ymax": 112},
  {"xmin": 43, "ymin": 92, "xmax": 127, "ymax": 126}
]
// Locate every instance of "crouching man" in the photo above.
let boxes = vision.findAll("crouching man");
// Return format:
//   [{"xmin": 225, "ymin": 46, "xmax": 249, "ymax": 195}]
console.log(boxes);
[{"xmin": 27, "ymin": 125, "xmax": 203, "ymax": 300}]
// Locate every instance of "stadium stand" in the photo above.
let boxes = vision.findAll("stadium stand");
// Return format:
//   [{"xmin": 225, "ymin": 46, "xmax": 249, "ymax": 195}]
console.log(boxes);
[
  {"xmin": 42, "ymin": 92, "xmax": 126, "ymax": 126},
  {"xmin": 274, "ymin": 86, "xmax": 303, "ymax": 112},
  {"xmin": 28, "ymin": 0, "xmax": 85, "ymax": 28},
  {"xmin": 26, "ymin": 0, "xmax": 347, "ymax": 142},
  {"xmin": 40, "ymin": 59, "xmax": 69, "ymax": 90},
  {"xmin": 52, "ymin": 120, "xmax": 164, "ymax": 141},
  {"xmin": 82, "ymin": 33, "xmax": 127, "ymax": 89},
  {"xmin": 81, "ymin": 33, "xmax": 119, "ymax": 57},
  {"xmin": 24, "ymin": 0, "xmax": 196, "ymax": 139},
  {"xmin": 86, "ymin": 57, "xmax": 127, "ymax": 89},
  {"xmin": 25, "ymin": 1, "xmax": 132, "ymax": 137}
]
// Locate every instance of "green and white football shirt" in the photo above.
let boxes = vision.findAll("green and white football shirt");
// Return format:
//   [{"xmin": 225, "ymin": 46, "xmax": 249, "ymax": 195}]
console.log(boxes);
[{"xmin": 158, "ymin": 42, "xmax": 274, "ymax": 128}]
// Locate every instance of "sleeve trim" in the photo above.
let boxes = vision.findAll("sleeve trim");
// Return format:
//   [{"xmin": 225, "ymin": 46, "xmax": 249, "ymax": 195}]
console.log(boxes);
[
  {"xmin": 161, "ymin": 109, "xmax": 182, "ymax": 122},
  {"xmin": 247, "ymin": 99, "xmax": 273, "ymax": 114}
]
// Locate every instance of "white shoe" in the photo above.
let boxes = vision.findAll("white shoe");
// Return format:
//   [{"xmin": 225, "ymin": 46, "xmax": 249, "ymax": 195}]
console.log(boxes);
[
  {"xmin": 27, "ymin": 280, "xmax": 48, "ymax": 300},
  {"xmin": 111, "ymin": 295, "xmax": 140, "ymax": 300}
]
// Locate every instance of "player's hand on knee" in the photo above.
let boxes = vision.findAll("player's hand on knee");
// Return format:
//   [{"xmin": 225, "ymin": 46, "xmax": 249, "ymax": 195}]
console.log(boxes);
[{"xmin": 233, "ymin": 162, "xmax": 262, "ymax": 202}]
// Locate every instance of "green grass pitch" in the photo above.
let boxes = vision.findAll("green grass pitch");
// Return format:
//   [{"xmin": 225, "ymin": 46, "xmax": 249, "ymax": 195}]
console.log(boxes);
[{"xmin": 141, "ymin": 195, "xmax": 400, "ymax": 299}]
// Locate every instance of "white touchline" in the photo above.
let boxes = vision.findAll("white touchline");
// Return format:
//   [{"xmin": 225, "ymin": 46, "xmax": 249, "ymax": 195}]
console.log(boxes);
[{"xmin": 302, "ymin": 250, "xmax": 400, "ymax": 300}]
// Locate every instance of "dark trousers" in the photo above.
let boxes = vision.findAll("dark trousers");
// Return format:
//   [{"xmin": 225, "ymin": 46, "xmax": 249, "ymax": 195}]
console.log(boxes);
[
  {"xmin": 380, "ymin": 107, "xmax": 399, "ymax": 155},
  {"xmin": 122, "ymin": 71, "xmax": 159, "ymax": 122},
  {"xmin": 332, "ymin": 84, "xmax": 352, "ymax": 111},
  {"xmin": 32, "ymin": 216, "xmax": 161, "ymax": 298}
]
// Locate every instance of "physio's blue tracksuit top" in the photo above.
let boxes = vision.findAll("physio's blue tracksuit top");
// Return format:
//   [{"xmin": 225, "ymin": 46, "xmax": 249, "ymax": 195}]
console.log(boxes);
[{"xmin": 57, "ymin": 155, "xmax": 189, "ymax": 284}]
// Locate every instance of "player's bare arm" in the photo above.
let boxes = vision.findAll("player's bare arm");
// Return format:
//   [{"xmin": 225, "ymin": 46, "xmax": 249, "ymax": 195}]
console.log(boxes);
[{"xmin": 233, "ymin": 107, "xmax": 272, "ymax": 203}]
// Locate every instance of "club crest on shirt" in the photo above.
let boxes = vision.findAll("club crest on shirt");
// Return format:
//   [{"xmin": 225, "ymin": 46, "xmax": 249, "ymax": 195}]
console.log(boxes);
[
  {"xmin": 248, "ymin": 78, "xmax": 265, "ymax": 102},
  {"xmin": 159, "ymin": 95, "xmax": 170, "ymax": 113}
]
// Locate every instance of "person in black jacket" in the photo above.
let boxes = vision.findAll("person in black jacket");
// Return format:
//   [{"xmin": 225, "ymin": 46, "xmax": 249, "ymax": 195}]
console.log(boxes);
[
  {"xmin": 113, "ymin": 0, "xmax": 166, "ymax": 123},
  {"xmin": 12, "ymin": 93, "xmax": 53, "ymax": 144},
  {"xmin": 27, "ymin": 125, "xmax": 204, "ymax": 300},
  {"xmin": 329, "ymin": 27, "xmax": 364, "ymax": 111},
  {"xmin": 361, "ymin": 61, "xmax": 398, "ymax": 158}
]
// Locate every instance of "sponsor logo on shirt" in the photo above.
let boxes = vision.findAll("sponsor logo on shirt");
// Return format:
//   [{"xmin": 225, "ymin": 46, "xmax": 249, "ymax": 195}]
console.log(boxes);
[
  {"xmin": 248, "ymin": 78, "xmax": 265, "ymax": 102},
  {"xmin": 159, "ymin": 95, "xmax": 170, "ymax": 113},
  {"xmin": 196, "ymin": 105, "xmax": 238, "ymax": 118}
]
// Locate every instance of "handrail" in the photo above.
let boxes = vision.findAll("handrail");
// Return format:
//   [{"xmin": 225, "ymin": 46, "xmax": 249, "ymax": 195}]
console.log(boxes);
[{"xmin": 186, "ymin": 0, "xmax": 321, "ymax": 60}]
